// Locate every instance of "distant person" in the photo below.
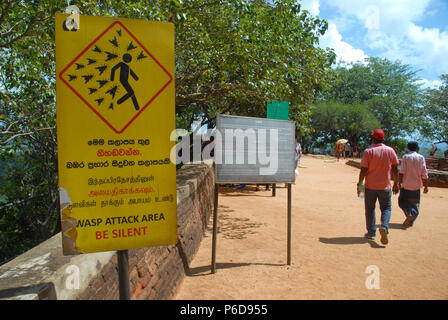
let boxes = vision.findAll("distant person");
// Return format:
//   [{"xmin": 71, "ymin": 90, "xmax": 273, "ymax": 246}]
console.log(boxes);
[
  {"xmin": 343, "ymin": 142, "xmax": 351, "ymax": 159},
  {"xmin": 335, "ymin": 143, "xmax": 343, "ymax": 161},
  {"xmin": 397, "ymin": 141, "xmax": 429, "ymax": 227},
  {"xmin": 294, "ymin": 137, "xmax": 302, "ymax": 175},
  {"xmin": 429, "ymin": 143, "xmax": 437, "ymax": 158},
  {"xmin": 357, "ymin": 129, "xmax": 399, "ymax": 245},
  {"xmin": 352, "ymin": 145, "xmax": 359, "ymax": 158}
]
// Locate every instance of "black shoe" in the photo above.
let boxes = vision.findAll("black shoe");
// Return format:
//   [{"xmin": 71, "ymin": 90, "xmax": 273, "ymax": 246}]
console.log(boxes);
[{"xmin": 364, "ymin": 233, "xmax": 375, "ymax": 240}]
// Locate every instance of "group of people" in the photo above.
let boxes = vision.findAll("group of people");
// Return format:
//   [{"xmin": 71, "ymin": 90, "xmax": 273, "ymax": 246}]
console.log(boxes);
[
  {"xmin": 335, "ymin": 142, "xmax": 359, "ymax": 160},
  {"xmin": 357, "ymin": 129, "xmax": 429, "ymax": 245},
  {"xmin": 235, "ymin": 128, "xmax": 433, "ymax": 246}
]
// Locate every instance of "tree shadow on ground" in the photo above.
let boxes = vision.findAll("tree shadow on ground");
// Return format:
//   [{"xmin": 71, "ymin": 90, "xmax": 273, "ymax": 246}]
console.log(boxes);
[
  {"xmin": 319, "ymin": 237, "xmax": 385, "ymax": 248},
  {"xmin": 186, "ymin": 262, "xmax": 285, "ymax": 277},
  {"xmin": 218, "ymin": 185, "xmax": 273, "ymax": 197},
  {"xmin": 206, "ymin": 211, "xmax": 264, "ymax": 240}
]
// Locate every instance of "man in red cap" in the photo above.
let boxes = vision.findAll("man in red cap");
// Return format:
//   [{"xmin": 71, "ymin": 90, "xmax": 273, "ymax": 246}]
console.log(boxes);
[{"xmin": 357, "ymin": 129, "xmax": 399, "ymax": 245}]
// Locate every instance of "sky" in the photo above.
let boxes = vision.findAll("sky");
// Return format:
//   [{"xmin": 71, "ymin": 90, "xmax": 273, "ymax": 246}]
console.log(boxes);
[{"xmin": 299, "ymin": 0, "xmax": 448, "ymax": 89}]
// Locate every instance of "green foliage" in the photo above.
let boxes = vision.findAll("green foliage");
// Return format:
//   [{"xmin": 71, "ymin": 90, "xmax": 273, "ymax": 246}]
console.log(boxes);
[
  {"xmin": 322, "ymin": 57, "xmax": 423, "ymax": 140},
  {"xmin": 0, "ymin": 0, "xmax": 335, "ymax": 263},
  {"xmin": 1, "ymin": 0, "xmax": 64, "ymax": 264},
  {"xmin": 309, "ymin": 101, "xmax": 380, "ymax": 149},
  {"xmin": 420, "ymin": 74, "xmax": 448, "ymax": 144},
  {"xmin": 174, "ymin": 0, "xmax": 336, "ymax": 133}
]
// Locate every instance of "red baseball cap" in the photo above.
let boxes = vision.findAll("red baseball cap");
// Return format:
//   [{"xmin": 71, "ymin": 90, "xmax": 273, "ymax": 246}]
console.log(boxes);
[{"xmin": 372, "ymin": 129, "xmax": 385, "ymax": 141}]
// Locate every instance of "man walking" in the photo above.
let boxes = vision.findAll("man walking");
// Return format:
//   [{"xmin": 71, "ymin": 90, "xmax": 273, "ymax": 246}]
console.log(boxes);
[
  {"xmin": 294, "ymin": 137, "xmax": 302, "ymax": 175},
  {"xmin": 397, "ymin": 141, "xmax": 429, "ymax": 227},
  {"xmin": 357, "ymin": 129, "xmax": 399, "ymax": 245},
  {"xmin": 343, "ymin": 142, "xmax": 351, "ymax": 159}
]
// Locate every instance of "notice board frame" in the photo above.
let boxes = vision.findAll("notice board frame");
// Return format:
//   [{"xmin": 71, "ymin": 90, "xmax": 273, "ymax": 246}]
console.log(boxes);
[
  {"xmin": 215, "ymin": 114, "xmax": 296, "ymax": 185},
  {"xmin": 211, "ymin": 114, "xmax": 295, "ymax": 273}
]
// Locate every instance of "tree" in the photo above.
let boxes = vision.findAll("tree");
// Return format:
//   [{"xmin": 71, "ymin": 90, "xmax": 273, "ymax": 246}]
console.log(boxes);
[
  {"xmin": 0, "ymin": 0, "xmax": 335, "ymax": 263},
  {"xmin": 420, "ymin": 74, "xmax": 448, "ymax": 144},
  {"xmin": 174, "ymin": 0, "xmax": 336, "ymax": 134},
  {"xmin": 323, "ymin": 57, "xmax": 423, "ymax": 140},
  {"xmin": 309, "ymin": 101, "xmax": 380, "ymax": 149},
  {"xmin": 1, "ymin": 0, "xmax": 65, "ymax": 263}
]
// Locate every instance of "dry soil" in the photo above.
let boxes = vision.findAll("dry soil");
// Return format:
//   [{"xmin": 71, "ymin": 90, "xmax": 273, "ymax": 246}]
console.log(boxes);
[{"xmin": 173, "ymin": 155, "xmax": 448, "ymax": 300}]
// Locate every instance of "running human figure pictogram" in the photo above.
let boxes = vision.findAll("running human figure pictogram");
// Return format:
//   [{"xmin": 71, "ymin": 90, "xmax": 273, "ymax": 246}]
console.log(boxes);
[{"xmin": 110, "ymin": 53, "xmax": 140, "ymax": 110}]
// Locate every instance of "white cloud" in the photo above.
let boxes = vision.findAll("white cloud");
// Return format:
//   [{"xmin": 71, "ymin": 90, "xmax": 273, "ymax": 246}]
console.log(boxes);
[
  {"xmin": 319, "ymin": 23, "xmax": 368, "ymax": 64},
  {"xmin": 328, "ymin": 0, "xmax": 430, "ymax": 33},
  {"xmin": 417, "ymin": 78, "xmax": 443, "ymax": 89},
  {"xmin": 406, "ymin": 24, "xmax": 448, "ymax": 73},
  {"xmin": 299, "ymin": 0, "xmax": 320, "ymax": 16},
  {"xmin": 321, "ymin": 0, "xmax": 448, "ymax": 79},
  {"xmin": 299, "ymin": 0, "xmax": 369, "ymax": 64}
]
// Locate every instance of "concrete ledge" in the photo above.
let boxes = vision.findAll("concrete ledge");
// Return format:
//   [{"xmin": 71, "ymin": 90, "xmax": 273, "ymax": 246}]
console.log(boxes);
[
  {"xmin": 0, "ymin": 232, "xmax": 115, "ymax": 300},
  {"xmin": 0, "ymin": 162, "xmax": 215, "ymax": 300}
]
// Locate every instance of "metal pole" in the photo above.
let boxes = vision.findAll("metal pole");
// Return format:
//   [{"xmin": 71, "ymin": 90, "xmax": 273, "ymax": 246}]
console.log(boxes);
[
  {"xmin": 211, "ymin": 184, "xmax": 219, "ymax": 273},
  {"xmin": 287, "ymin": 183, "xmax": 292, "ymax": 265},
  {"xmin": 117, "ymin": 250, "xmax": 130, "ymax": 300},
  {"xmin": 272, "ymin": 184, "xmax": 276, "ymax": 197}
]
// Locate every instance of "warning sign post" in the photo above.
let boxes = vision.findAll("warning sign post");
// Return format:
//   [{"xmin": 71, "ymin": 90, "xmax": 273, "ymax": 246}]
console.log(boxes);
[{"xmin": 56, "ymin": 14, "xmax": 176, "ymax": 298}]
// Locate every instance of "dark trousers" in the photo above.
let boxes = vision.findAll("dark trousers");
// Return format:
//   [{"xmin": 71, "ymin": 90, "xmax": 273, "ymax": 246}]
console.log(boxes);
[{"xmin": 398, "ymin": 188, "xmax": 420, "ymax": 217}]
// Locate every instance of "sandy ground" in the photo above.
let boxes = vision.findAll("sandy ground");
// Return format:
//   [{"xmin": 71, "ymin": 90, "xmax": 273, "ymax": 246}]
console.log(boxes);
[{"xmin": 173, "ymin": 155, "xmax": 448, "ymax": 300}]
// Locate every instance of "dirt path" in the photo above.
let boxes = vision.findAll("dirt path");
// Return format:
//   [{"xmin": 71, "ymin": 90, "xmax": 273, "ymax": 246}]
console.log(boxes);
[{"xmin": 173, "ymin": 155, "xmax": 448, "ymax": 300}]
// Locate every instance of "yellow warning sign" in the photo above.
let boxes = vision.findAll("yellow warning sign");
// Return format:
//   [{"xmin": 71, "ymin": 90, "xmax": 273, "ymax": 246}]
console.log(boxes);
[
  {"xmin": 59, "ymin": 19, "xmax": 172, "ymax": 133},
  {"xmin": 56, "ymin": 13, "xmax": 177, "ymax": 255}
]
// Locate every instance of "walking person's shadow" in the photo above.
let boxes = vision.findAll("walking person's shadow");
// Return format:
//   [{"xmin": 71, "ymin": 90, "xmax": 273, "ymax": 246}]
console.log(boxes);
[
  {"xmin": 319, "ymin": 236, "xmax": 386, "ymax": 248},
  {"xmin": 319, "ymin": 223, "xmax": 409, "ymax": 248}
]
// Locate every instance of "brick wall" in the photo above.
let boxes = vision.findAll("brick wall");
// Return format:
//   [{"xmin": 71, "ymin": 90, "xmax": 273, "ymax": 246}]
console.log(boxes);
[
  {"xmin": 345, "ymin": 159, "xmax": 448, "ymax": 188},
  {"xmin": 425, "ymin": 158, "xmax": 448, "ymax": 171},
  {"xmin": 0, "ymin": 162, "xmax": 215, "ymax": 300}
]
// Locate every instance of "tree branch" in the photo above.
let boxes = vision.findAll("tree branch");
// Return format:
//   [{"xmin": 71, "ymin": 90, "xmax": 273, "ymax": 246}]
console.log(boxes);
[
  {"xmin": 0, "ymin": 0, "xmax": 13, "ymax": 27},
  {"xmin": 1, "ymin": 126, "xmax": 55, "ymax": 145},
  {"xmin": 0, "ymin": 18, "xmax": 36, "ymax": 48},
  {"xmin": 0, "ymin": 12, "xmax": 52, "ymax": 48}
]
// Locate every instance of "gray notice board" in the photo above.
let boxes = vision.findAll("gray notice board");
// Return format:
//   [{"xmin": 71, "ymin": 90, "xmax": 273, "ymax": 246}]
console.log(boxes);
[{"xmin": 215, "ymin": 114, "xmax": 296, "ymax": 184}]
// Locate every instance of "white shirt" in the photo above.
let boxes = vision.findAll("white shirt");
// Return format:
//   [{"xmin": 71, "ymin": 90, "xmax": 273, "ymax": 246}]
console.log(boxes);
[
  {"xmin": 295, "ymin": 142, "xmax": 302, "ymax": 160},
  {"xmin": 400, "ymin": 151, "xmax": 429, "ymax": 191}
]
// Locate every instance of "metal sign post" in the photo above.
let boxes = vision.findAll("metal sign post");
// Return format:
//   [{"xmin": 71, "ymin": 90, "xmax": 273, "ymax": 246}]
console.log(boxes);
[
  {"xmin": 211, "ymin": 183, "xmax": 292, "ymax": 272},
  {"xmin": 287, "ymin": 184, "xmax": 292, "ymax": 265},
  {"xmin": 211, "ymin": 184, "xmax": 219, "ymax": 274},
  {"xmin": 117, "ymin": 250, "xmax": 130, "ymax": 300}
]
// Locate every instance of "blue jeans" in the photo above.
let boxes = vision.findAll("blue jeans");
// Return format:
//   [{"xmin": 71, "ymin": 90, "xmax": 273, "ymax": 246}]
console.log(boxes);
[{"xmin": 364, "ymin": 188, "xmax": 392, "ymax": 236}]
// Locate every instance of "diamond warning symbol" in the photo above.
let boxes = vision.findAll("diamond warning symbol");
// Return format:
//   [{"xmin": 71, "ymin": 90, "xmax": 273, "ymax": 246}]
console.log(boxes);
[{"xmin": 59, "ymin": 21, "xmax": 173, "ymax": 133}]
